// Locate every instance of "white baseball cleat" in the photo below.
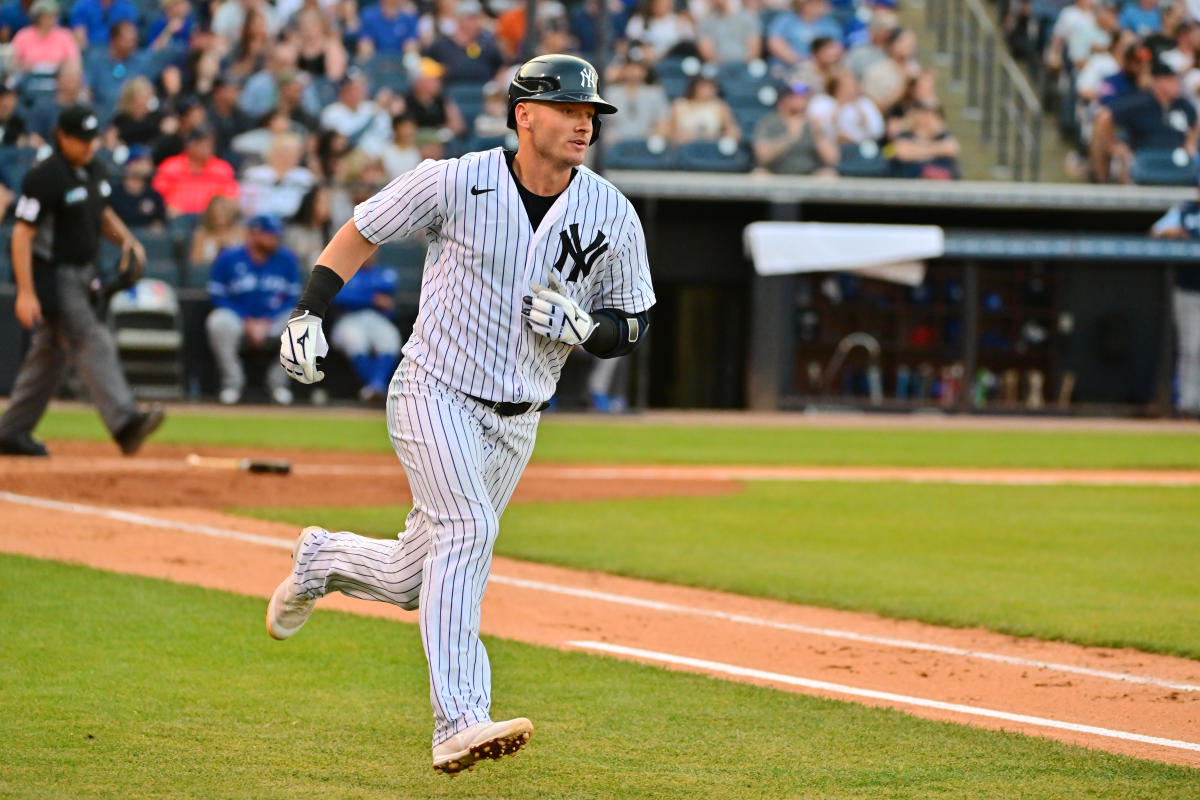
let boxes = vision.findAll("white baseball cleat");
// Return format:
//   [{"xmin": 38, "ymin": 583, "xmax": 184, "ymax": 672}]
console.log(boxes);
[
  {"xmin": 432, "ymin": 718, "xmax": 534, "ymax": 776},
  {"xmin": 265, "ymin": 526, "xmax": 326, "ymax": 640}
]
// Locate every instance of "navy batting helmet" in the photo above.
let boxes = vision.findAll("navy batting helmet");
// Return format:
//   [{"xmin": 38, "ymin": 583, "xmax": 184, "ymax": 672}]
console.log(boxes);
[{"xmin": 507, "ymin": 53, "xmax": 618, "ymax": 144}]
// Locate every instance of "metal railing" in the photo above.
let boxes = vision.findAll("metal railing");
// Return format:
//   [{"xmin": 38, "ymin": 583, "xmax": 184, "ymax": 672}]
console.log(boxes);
[{"xmin": 926, "ymin": 0, "xmax": 1044, "ymax": 181}]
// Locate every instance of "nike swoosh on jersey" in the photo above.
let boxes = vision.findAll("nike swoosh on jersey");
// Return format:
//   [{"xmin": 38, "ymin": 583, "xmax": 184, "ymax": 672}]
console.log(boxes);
[{"xmin": 470, "ymin": 186, "xmax": 495, "ymax": 195}]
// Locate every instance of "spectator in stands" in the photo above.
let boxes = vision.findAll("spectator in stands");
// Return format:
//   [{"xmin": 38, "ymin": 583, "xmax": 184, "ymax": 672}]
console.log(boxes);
[
  {"xmin": 206, "ymin": 76, "xmax": 253, "ymax": 162},
  {"xmin": 1046, "ymin": 0, "xmax": 1106, "ymax": 73},
  {"xmin": 189, "ymin": 193, "xmax": 242, "ymax": 267},
  {"xmin": 425, "ymin": 0, "xmax": 504, "ymax": 84},
  {"xmin": 696, "ymin": 0, "xmax": 762, "ymax": 65},
  {"xmin": 146, "ymin": 0, "xmax": 193, "ymax": 53},
  {"xmin": 753, "ymin": 81, "xmax": 838, "ymax": 174},
  {"xmin": 26, "ymin": 58, "xmax": 90, "ymax": 139},
  {"xmin": 888, "ymin": 101, "xmax": 960, "ymax": 179},
  {"xmin": 230, "ymin": 108, "xmax": 294, "ymax": 159},
  {"xmin": 205, "ymin": 214, "xmax": 301, "ymax": 406},
  {"xmin": 295, "ymin": 8, "xmax": 347, "ymax": 83},
  {"xmin": 239, "ymin": 42, "xmax": 323, "ymax": 120},
  {"xmin": 1073, "ymin": 30, "xmax": 1138, "ymax": 154},
  {"xmin": 494, "ymin": 0, "xmax": 570, "ymax": 61},
  {"xmin": 1119, "ymin": 0, "xmax": 1161, "ymax": 37},
  {"xmin": 329, "ymin": 147, "xmax": 385, "ymax": 224},
  {"xmin": 417, "ymin": 0, "xmax": 456, "ymax": 48},
  {"xmin": 661, "ymin": 75, "xmax": 740, "ymax": 144},
  {"xmin": 808, "ymin": 70, "xmax": 885, "ymax": 144},
  {"xmin": 625, "ymin": 0, "xmax": 696, "ymax": 62},
  {"xmin": 225, "ymin": 7, "xmax": 271, "ymax": 81},
  {"xmin": 0, "ymin": 0, "xmax": 33, "ymax": 42},
  {"xmin": 767, "ymin": 0, "xmax": 841, "ymax": 70},
  {"xmin": 1162, "ymin": 19, "xmax": 1199, "ymax": 74},
  {"xmin": 239, "ymin": 131, "xmax": 314, "ymax": 219},
  {"xmin": 569, "ymin": 0, "xmax": 629, "ymax": 56},
  {"xmin": 186, "ymin": 46, "xmax": 223, "ymax": 98},
  {"xmin": 211, "ymin": 0, "xmax": 281, "ymax": 46},
  {"xmin": 357, "ymin": 0, "xmax": 418, "ymax": 59},
  {"xmin": 110, "ymin": 144, "xmax": 167, "ymax": 228},
  {"xmin": 12, "ymin": 0, "xmax": 80, "ymax": 73},
  {"xmin": 1091, "ymin": 58, "xmax": 1197, "ymax": 182},
  {"xmin": 604, "ymin": 57, "xmax": 669, "ymax": 142},
  {"xmin": 863, "ymin": 27, "xmax": 921, "ymax": 115},
  {"xmin": 793, "ymin": 34, "xmax": 844, "ymax": 89},
  {"xmin": 84, "ymin": 21, "xmax": 147, "ymax": 115},
  {"xmin": 151, "ymin": 95, "xmax": 208, "ymax": 163},
  {"xmin": 319, "ymin": 67, "xmax": 393, "ymax": 157},
  {"xmin": 403, "ymin": 57, "xmax": 466, "ymax": 141},
  {"xmin": 284, "ymin": 184, "xmax": 330, "ymax": 269},
  {"xmin": 68, "ymin": 0, "xmax": 136, "ymax": 49},
  {"xmin": 330, "ymin": 258, "xmax": 402, "ymax": 404},
  {"xmin": 846, "ymin": 11, "xmax": 896, "ymax": 78},
  {"xmin": 382, "ymin": 113, "xmax": 421, "ymax": 175},
  {"xmin": 153, "ymin": 126, "xmax": 239, "ymax": 214},
  {"xmin": 334, "ymin": 0, "xmax": 363, "ymax": 50},
  {"xmin": 473, "ymin": 84, "xmax": 509, "ymax": 139},
  {"xmin": 0, "ymin": 80, "xmax": 32, "ymax": 145},
  {"xmin": 1150, "ymin": 183, "xmax": 1200, "ymax": 416},
  {"xmin": 109, "ymin": 75, "xmax": 161, "ymax": 147}
]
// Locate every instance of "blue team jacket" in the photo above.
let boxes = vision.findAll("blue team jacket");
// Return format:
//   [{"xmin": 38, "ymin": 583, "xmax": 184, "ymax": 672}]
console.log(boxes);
[{"xmin": 207, "ymin": 245, "xmax": 301, "ymax": 319}]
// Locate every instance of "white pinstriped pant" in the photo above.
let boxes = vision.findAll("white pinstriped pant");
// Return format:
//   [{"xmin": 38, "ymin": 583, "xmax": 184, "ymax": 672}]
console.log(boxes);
[{"xmin": 296, "ymin": 360, "xmax": 538, "ymax": 745}]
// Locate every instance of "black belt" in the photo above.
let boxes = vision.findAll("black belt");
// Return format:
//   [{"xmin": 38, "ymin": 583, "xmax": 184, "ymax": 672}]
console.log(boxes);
[{"xmin": 465, "ymin": 393, "xmax": 549, "ymax": 416}]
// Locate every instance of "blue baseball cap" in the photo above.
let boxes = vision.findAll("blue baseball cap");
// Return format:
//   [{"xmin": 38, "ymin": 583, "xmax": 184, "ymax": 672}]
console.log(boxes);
[{"xmin": 248, "ymin": 215, "xmax": 283, "ymax": 235}]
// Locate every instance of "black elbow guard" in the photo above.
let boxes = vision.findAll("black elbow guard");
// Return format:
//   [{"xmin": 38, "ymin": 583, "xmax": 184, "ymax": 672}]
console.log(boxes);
[{"xmin": 583, "ymin": 309, "xmax": 649, "ymax": 358}]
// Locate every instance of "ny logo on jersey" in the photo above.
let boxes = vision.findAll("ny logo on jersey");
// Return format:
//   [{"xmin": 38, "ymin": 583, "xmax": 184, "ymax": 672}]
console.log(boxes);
[
  {"xmin": 553, "ymin": 223, "xmax": 608, "ymax": 282},
  {"xmin": 581, "ymin": 68, "xmax": 597, "ymax": 89}
]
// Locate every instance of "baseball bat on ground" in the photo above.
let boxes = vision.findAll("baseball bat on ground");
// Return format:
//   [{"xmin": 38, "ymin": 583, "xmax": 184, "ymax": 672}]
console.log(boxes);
[{"xmin": 185, "ymin": 453, "xmax": 292, "ymax": 475}]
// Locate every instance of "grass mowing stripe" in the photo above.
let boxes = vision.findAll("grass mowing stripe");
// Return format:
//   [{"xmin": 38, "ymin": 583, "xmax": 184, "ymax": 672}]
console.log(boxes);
[
  {"xmin": 1, "ymin": 554, "xmax": 1196, "ymax": 800},
  {"xmin": 243, "ymin": 481, "xmax": 1200, "ymax": 659},
  {"xmin": 29, "ymin": 408, "xmax": 1200, "ymax": 469}
]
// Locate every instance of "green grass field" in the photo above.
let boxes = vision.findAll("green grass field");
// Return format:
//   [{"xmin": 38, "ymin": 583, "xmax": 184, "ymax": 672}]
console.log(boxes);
[
  {"xmin": 2, "ymin": 555, "xmax": 1196, "ymax": 800},
  {"xmin": 9, "ymin": 407, "xmax": 1200, "ymax": 794},
  {"xmin": 30, "ymin": 407, "xmax": 1200, "ymax": 469}
]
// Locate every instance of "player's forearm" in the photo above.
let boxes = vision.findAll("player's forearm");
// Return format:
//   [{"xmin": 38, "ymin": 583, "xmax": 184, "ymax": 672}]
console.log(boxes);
[
  {"xmin": 11, "ymin": 223, "xmax": 35, "ymax": 295},
  {"xmin": 315, "ymin": 220, "xmax": 378, "ymax": 284}
]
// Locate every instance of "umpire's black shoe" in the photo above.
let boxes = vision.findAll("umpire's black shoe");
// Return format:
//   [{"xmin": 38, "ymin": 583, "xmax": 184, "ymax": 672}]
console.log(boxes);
[
  {"xmin": 0, "ymin": 432, "xmax": 49, "ymax": 457},
  {"xmin": 115, "ymin": 405, "xmax": 166, "ymax": 456}
]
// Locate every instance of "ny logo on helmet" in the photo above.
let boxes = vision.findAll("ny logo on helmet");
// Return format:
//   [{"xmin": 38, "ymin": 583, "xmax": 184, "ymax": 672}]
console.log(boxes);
[
  {"xmin": 553, "ymin": 223, "xmax": 608, "ymax": 282},
  {"xmin": 581, "ymin": 68, "xmax": 597, "ymax": 89}
]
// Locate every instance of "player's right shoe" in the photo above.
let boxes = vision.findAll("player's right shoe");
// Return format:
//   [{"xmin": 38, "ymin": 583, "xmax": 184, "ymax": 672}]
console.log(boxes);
[
  {"xmin": 266, "ymin": 526, "xmax": 326, "ymax": 640},
  {"xmin": 432, "ymin": 718, "xmax": 534, "ymax": 776}
]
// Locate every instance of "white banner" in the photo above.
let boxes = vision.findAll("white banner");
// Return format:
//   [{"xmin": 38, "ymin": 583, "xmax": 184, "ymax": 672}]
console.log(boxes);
[{"xmin": 743, "ymin": 222, "xmax": 945, "ymax": 286}]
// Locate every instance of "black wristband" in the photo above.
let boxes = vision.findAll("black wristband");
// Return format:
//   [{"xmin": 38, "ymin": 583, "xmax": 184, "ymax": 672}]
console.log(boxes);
[
  {"xmin": 582, "ymin": 310, "xmax": 621, "ymax": 355},
  {"xmin": 294, "ymin": 265, "xmax": 344, "ymax": 319}
]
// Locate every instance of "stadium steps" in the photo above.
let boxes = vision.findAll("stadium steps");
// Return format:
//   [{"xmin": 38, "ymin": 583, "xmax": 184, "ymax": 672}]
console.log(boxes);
[{"xmin": 902, "ymin": 0, "xmax": 1074, "ymax": 182}]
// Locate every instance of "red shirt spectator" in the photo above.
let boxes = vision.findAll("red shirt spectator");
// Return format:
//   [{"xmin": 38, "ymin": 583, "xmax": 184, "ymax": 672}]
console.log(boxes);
[{"xmin": 152, "ymin": 126, "xmax": 239, "ymax": 214}]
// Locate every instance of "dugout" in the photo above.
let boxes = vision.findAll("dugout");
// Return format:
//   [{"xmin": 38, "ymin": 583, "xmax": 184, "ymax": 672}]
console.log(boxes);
[{"xmin": 1, "ymin": 175, "xmax": 1196, "ymax": 414}]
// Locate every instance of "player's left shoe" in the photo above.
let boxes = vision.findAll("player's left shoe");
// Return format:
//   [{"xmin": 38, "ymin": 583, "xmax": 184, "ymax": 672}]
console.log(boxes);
[
  {"xmin": 266, "ymin": 526, "xmax": 326, "ymax": 640},
  {"xmin": 432, "ymin": 718, "xmax": 534, "ymax": 776}
]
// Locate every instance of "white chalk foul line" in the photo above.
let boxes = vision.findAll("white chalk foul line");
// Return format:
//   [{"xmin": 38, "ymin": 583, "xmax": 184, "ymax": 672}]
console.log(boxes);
[
  {"xmin": 3, "ymin": 490, "xmax": 1199, "ymax": 695},
  {"xmin": 568, "ymin": 641, "xmax": 1200, "ymax": 754},
  {"xmin": 489, "ymin": 574, "xmax": 1200, "ymax": 693}
]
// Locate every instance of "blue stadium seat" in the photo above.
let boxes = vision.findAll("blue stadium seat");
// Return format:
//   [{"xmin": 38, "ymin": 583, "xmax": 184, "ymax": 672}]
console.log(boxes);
[
  {"xmin": 0, "ymin": 225, "xmax": 11, "ymax": 284},
  {"xmin": 376, "ymin": 238, "xmax": 426, "ymax": 301},
  {"xmin": 676, "ymin": 140, "xmax": 752, "ymax": 173},
  {"xmin": 0, "ymin": 146, "xmax": 41, "ymax": 190},
  {"xmin": 837, "ymin": 142, "xmax": 890, "ymax": 178},
  {"xmin": 604, "ymin": 139, "xmax": 676, "ymax": 170},
  {"xmin": 362, "ymin": 54, "xmax": 410, "ymax": 94},
  {"xmin": 1130, "ymin": 149, "xmax": 1200, "ymax": 186}
]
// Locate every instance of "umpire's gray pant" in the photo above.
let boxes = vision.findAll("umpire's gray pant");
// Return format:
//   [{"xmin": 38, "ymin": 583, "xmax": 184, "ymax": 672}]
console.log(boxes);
[
  {"xmin": 0, "ymin": 265, "xmax": 139, "ymax": 439},
  {"xmin": 205, "ymin": 307, "xmax": 289, "ymax": 393}
]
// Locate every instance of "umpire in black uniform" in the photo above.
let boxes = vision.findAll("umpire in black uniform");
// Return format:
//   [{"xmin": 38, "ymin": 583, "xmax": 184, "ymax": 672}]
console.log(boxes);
[{"xmin": 0, "ymin": 104, "xmax": 164, "ymax": 456}]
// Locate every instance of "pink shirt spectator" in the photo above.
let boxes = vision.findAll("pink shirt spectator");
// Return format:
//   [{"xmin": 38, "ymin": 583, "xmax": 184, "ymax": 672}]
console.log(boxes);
[
  {"xmin": 153, "ymin": 155, "xmax": 240, "ymax": 214},
  {"xmin": 12, "ymin": 26, "xmax": 79, "ymax": 72}
]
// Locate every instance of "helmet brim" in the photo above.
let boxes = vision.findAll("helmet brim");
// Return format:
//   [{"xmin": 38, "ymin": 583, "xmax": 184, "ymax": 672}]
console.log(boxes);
[{"xmin": 516, "ymin": 93, "xmax": 618, "ymax": 115}]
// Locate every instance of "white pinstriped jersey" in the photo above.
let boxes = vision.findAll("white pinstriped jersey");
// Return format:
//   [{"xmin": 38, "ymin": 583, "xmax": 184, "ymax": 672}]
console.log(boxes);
[{"xmin": 353, "ymin": 147, "xmax": 655, "ymax": 404}]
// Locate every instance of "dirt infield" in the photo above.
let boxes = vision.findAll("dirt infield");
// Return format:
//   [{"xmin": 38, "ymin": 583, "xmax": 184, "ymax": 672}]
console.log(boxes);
[{"xmin": 1, "ymin": 443, "xmax": 1198, "ymax": 769}]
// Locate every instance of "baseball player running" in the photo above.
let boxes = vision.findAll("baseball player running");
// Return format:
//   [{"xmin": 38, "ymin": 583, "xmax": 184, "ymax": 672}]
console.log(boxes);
[{"xmin": 267, "ymin": 54, "xmax": 655, "ymax": 775}]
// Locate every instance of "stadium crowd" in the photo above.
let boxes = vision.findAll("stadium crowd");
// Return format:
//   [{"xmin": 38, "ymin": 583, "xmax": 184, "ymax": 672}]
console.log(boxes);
[
  {"xmin": 0, "ymin": 0, "xmax": 960, "ymax": 403},
  {"xmin": 1007, "ymin": 0, "xmax": 1200, "ymax": 183}
]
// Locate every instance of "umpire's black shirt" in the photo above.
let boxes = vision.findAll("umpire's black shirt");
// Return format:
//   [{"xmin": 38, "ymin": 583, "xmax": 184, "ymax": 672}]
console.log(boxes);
[{"xmin": 15, "ymin": 150, "xmax": 110, "ymax": 269}]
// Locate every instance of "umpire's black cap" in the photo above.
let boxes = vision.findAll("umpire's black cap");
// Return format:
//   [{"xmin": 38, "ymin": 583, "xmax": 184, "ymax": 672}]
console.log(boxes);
[
  {"xmin": 507, "ymin": 53, "xmax": 617, "ymax": 143},
  {"xmin": 57, "ymin": 103, "xmax": 101, "ymax": 140}
]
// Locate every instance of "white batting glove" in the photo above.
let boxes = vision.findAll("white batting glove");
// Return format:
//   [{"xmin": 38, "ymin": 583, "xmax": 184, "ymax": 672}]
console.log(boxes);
[
  {"xmin": 279, "ymin": 311, "xmax": 329, "ymax": 384},
  {"xmin": 523, "ymin": 273, "xmax": 597, "ymax": 346}
]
